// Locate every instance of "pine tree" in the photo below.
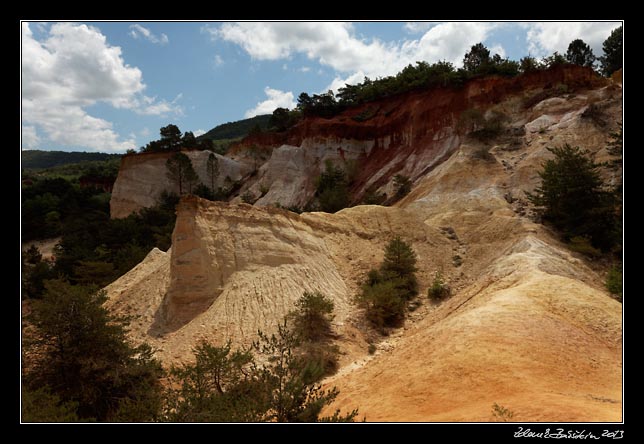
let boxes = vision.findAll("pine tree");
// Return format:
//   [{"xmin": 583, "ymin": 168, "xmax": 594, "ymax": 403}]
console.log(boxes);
[
  {"xmin": 566, "ymin": 39, "xmax": 596, "ymax": 67},
  {"xmin": 23, "ymin": 280, "xmax": 163, "ymax": 421},
  {"xmin": 600, "ymin": 26, "xmax": 623, "ymax": 76}
]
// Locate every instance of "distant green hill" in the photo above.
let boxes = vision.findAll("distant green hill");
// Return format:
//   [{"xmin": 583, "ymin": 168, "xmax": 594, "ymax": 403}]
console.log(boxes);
[
  {"xmin": 197, "ymin": 114, "xmax": 271, "ymax": 142},
  {"xmin": 22, "ymin": 150, "xmax": 122, "ymax": 169}
]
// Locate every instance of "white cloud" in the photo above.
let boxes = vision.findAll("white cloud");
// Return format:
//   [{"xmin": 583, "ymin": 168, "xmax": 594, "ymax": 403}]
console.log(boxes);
[
  {"xmin": 244, "ymin": 87, "xmax": 297, "ymax": 118},
  {"xmin": 403, "ymin": 22, "xmax": 436, "ymax": 34},
  {"xmin": 524, "ymin": 22, "xmax": 620, "ymax": 57},
  {"xmin": 129, "ymin": 24, "xmax": 169, "ymax": 45},
  {"xmin": 489, "ymin": 44, "xmax": 506, "ymax": 58},
  {"xmin": 193, "ymin": 129, "xmax": 206, "ymax": 137},
  {"xmin": 212, "ymin": 21, "xmax": 499, "ymax": 85},
  {"xmin": 298, "ymin": 66, "xmax": 311, "ymax": 73},
  {"xmin": 21, "ymin": 22, "xmax": 178, "ymax": 152},
  {"xmin": 21, "ymin": 125, "xmax": 40, "ymax": 149}
]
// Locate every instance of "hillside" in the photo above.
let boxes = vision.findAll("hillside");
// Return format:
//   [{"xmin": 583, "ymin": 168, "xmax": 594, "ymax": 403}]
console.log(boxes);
[
  {"xmin": 105, "ymin": 65, "xmax": 622, "ymax": 422},
  {"xmin": 196, "ymin": 114, "xmax": 271, "ymax": 142},
  {"xmin": 21, "ymin": 150, "xmax": 121, "ymax": 170}
]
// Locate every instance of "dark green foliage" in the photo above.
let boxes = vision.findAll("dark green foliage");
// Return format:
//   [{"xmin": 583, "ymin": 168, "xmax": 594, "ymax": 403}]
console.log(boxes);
[
  {"xmin": 463, "ymin": 43, "xmax": 490, "ymax": 72},
  {"xmin": 24, "ymin": 244, "xmax": 42, "ymax": 264},
  {"xmin": 241, "ymin": 190, "xmax": 256, "ymax": 204},
  {"xmin": 519, "ymin": 56, "xmax": 540, "ymax": 73},
  {"xmin": 358, "ymin": 278, "xmax": 408, "ymax": 329},
  {"xmin": 606, "ymin": 263, "xmax": 622, "ymax": 302},
  {"xmin": 165, "ymin": 323, "xmax": 358, "ymax": 422},
  {"xmin": 381, "ymin": 236, "xmax": 418, "ymax": 281},
  {"xmin": 358, "ymin": 237, "xmax": 419, "ymax": 329},
  {"xmin": 428, "ymin": 270, "xmax": 451, "ymax": 301},
  {"xmin": 316, "ymin": 160, "xmax": 350, "ymax": 213},
  {"xmin": 22, "ymin": 260, "xmax": 55, "ymax": 299},
  {"xmin": 23, "ymin": 280, "xmax": 164, "ymax": 421},
  {"xmin": 541, "ymin": 52, "xmax": 567, "ymax": 69},
  {"xmin": 22, "ymin": 150, "xmax": 120, "ymax": 170},
  {"xmin": 600, "ymin": 26, "xmax": 622, "ymax": 76},
  {"xmin": 527, "ymin": 144, "xmax": 619, "ymax": 251},
  {"xmin": 22, "ymin": 386, "xmax": 80, "ymax": 422},
  {"xmin": 367, "ymin": 343, "xmax": 376, "ymax": 355},
  {"xmin": 289, "ymin": 292, "xmax": 335, "ymax": 342},
  {"xmin": 268, "ymin": 107, "xmax": 301, "ymax": 131},
  {"xmin": 166, "ymin": 152, "xmax": 198, "ymax": 195},
  {"xmin": 362, "ymin": 187, "xmax": 387, "ymax": 205},
  {"xmin": 206, "ymin": 153, "xmax": 219, "ymax": 195},
  {"xmin": 164, "ymin": 340, "xmax": 261, "ymax": 422},
  {"xmin": 140, "ymin": 124, "xmax": 211, "ymax": 153},
  {"xmin": 352, "ymin": 106, "xmax": 379, "ymax": 122},
  {"xmin": 253, "ymin": 323, "xmax": 358, "ymax": 422},
  {"xmin": 393, "ymin": 174, "xmax": 412, "ymax": 199},
  {"xmin": 193, "ymin": 183, "xmax": 215, "ymax": 200},
  {"xmin": 566, "ymin": 39, "xmax": 596, "ymax": 67},
  {"xmin": 197, "ymin": 115, "xmax": 271, "ymax": 142}
]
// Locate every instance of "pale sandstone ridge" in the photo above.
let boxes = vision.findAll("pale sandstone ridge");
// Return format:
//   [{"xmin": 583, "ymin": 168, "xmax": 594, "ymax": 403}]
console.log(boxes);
[
  {"xmin": 110, "ymin": 150, "xmax": 250, "ymax": 219},
  {"xmin": 105, "ymin": 69, "xmax": 622, "ymax": 421}
]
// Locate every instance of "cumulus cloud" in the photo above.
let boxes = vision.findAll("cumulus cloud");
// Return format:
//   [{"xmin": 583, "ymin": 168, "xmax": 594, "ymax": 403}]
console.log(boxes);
[
  {"xmin": 244, "ymin": 87, "xmax": 297, "ymax": 118},
  {"xmin": 21, "ymin": 22, "xmax": 178, "ymax": 152},
  {"xmin": 210, "ymin": 21, "xmax": 499, "ymax": 92},
  {"xmin": 403, "ymin": 22, "xmax": 436, "ymax": 34},
  {"xmin": 21, "ymin": 125, "xmax": 40, "ymax": 149},
  {"xmin": 524, "ymin": 22, "xmax": 620, "ymax": 57},
  {"xmin": 129, "ymin": 24, "xmax": 169, "ymax": 45}
]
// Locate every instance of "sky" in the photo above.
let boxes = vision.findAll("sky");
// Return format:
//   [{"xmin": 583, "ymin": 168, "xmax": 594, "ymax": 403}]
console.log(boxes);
[{"xmin": 21, "ymin": 21, "xmax": 622, "ymax": 153}]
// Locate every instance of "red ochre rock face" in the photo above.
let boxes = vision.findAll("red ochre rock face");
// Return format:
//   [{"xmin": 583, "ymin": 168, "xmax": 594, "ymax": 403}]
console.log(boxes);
[{"xmin": 111, "ymin": 65, "xmax": 602, "ymax": 218}]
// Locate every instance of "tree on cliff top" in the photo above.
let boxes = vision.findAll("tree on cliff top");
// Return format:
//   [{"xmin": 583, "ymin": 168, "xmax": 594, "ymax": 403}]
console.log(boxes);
[
  {"xmin": 566, "ymin": 39, "xmax": 596, "ymax": 68},
  {"xmin": 166, "ymin": 152, "xmax": 198, "ymax": 195},
  {"xmin": 600, "ymin": 25, "xmax": 623, "ymax": 76}
]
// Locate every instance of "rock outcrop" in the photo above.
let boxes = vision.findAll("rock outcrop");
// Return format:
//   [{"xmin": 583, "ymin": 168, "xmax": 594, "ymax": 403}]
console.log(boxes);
[
  {"xmin": 105, "ymin": 66, "xmax": 622, "ymax": 421},
  {"xmin": 110, "ymin": 150, "xmax": 250, "ymax": 218}
]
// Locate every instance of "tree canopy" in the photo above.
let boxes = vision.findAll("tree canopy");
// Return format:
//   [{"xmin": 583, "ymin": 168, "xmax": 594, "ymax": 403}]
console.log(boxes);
[
  {"xmin": 566, "ymin": 39, "xmax": 596, "ymax": 67},
  {"xmin": 527, "ymin": 144, "xmax": 619, "ymax": 251},
  {"xmin": 600, "ymin": 26, "xmax": 623, "ymax": 76}
]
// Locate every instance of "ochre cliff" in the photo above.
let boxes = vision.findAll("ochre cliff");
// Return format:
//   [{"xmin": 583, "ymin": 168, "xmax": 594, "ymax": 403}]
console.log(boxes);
[
  {"xmin": 110, "ymin": 150, "xmax": 250, "ymax": 218},
  {"xmin": 105, "ymin": 66, "xmax": 622, "ymax": 421}
]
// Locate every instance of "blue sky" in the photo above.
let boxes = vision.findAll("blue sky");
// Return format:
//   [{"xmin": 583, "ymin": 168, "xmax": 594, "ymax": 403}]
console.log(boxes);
[{"xmin": 21, "ymin": 21, "xmax": 622, "ymax": 153}]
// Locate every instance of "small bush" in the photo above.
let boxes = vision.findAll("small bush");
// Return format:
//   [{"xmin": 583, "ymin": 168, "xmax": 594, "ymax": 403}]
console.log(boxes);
[
  {"xmin": 568, "ymin": 236, "xmax": 601, "ymax": 258},
  {"xmin": 606, "ymin": 264, "xmax": 622, "ymax": 302},
  {"xmin": 289, "ymin": 291, "xmax": 335, "ymax": 342},
  {"xmin": 452, "ymin": 254, "xmax": 463, "ymax": 267},
  {"xmin": 367, "ymin": 343, "xmax": 376, "ymax": 355},
  {"xmin": 259, "ymin": 184, "xmax": 269, "ymax": 197},
  {"xmin": 193, "ymin": 183, "xmax": 215, "ymax": 200},
  {"xmin": 358, "ymin": 279, "xmax": 408, "ymax": 329},
  {"xmin": 393, "ymin": 174, "xmax": 412, "ymax": 198},
  {"xmin": 241, "ymin": 190, "xmax": 256, "ymax": 204},
  {"xmin": 428, "ymin": 270, "xmax": 451, "ymax": 301},
  {"xmin": 491, "ymin": 403, "xmax": 515, "ymax": 422},
  {"xmin": 362, "ymin": 188, "xmax": 387, "ymax": 205},
  {"xmin": 352, "ymin": 106, "xmax": 380, "ymax": 122}
]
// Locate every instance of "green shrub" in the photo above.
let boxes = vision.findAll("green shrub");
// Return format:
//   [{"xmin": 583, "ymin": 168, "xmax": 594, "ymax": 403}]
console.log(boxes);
[
  {"xmin": 606, "ymin": 264, "xmax": 622, "ymax": 302},
  {"xmin": 428, "ymin": 270, "xmax": 451, "ymax": 301},
  {"xmin": 568, "ymin": 236, "xmax": 602, "ymax": 258},
  {"xmin": 367, "ymin": 343, "xmax": 376, "ymax": 355},
  {"xmin": 259, "ymin": 184, "xmax": 269, "ymax": 197},
  {"xmin": 358, "ymin": 279, "xmax": 408, "ymax": 329},
  {"xmin": 491, "ymin": 403, "xmax": 515, "ymax": 422},
  {"xmin": 527, "ymin": 144, "xmax": 619, "ymax": 251},
  {"xmin": 393, "ymin": 174, "xmax": 412, "ymax": 198},
  {"xmin": 316, "ymin": 160, "xmax": 350, "ymax": 213},
  {"xmin": 241, "ymin": 190, "xmax": 256, "ymax": 204},
  {"xmin": 289, "ymin": 292, "xmax": 335, "ymax": 342}
]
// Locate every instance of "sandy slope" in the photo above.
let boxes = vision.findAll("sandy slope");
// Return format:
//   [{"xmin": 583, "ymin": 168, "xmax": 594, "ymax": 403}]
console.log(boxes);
[{"xmin": 104, "ymin": 80, "xmax": 622, "ymax": 421}]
